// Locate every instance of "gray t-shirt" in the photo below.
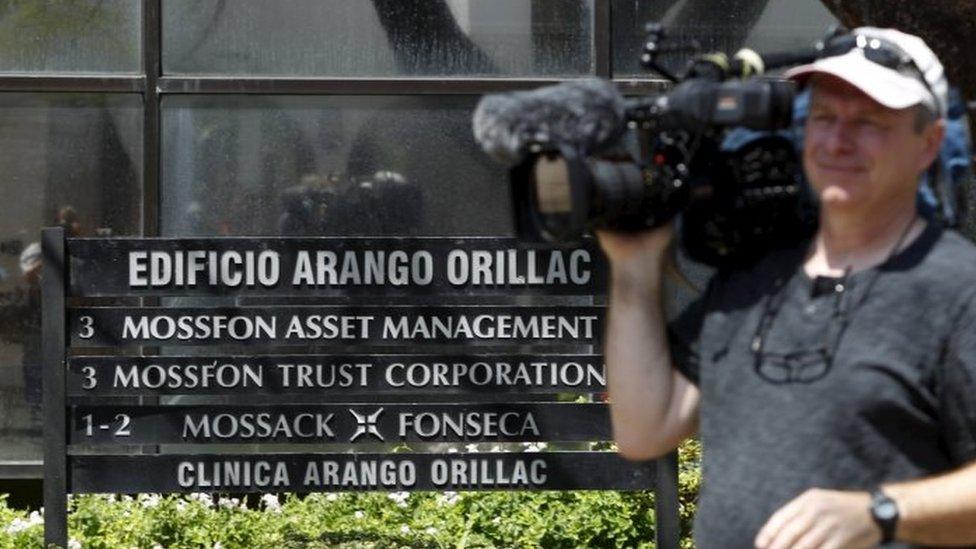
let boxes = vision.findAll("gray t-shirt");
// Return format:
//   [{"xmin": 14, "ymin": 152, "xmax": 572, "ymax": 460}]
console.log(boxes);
[{"xmin": 670, "ymin": 222, "xmax": 976, "ymax": 548}]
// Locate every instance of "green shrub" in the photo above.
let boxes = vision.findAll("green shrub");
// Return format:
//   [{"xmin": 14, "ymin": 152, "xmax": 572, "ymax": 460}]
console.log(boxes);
[{"xmin": 0, "ymin": 442, "xmax": 701, "ymax": 548}]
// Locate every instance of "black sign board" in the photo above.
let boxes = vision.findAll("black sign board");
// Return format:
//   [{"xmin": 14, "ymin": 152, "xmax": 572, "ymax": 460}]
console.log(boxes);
[
  {"xmin": 70, "ymin": 452, "xmax": 655, "ymax": 494},
  {"xmin": 70, "ymin": 403, "xmax": 610, "ymax": 445},
  {"xmin": 69, "ymin": 305, "xmax": 604, "ymax": 347},
  {"xmin": 66, "ymin": 354, "xmax": 606, "ymax": 396},
  {"xmin": 42, "ymin": 230, "xmax": 679, "ymax": 549}
]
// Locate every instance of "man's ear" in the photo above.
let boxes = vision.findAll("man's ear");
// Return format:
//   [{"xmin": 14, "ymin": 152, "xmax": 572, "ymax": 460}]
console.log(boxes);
[{"xmin": 918, "ymin": 119, "xmax": 946, "ymax": 172}]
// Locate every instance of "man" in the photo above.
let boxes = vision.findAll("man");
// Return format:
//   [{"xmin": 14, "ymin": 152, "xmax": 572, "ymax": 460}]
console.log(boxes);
[{"xmin": 600, "ymin": 27, "xmax": 976, "ymax": 548}]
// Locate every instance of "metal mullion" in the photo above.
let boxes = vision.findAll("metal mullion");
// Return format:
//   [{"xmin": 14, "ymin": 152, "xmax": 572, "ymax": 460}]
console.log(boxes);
[
  {"xmin": 156, "ymin": 77, "xmax": 583, "ymax": 95},
  {"xmin": 139, "ymin": 0, "xmax": 162, "ymax": 463},
  {"xmin": 594, "ymin": 0, "xmax": 611, "ymax": 78},
  {"xmin": 143, "ymin": 0, "xmax": 161, "ymax": 237},
  {"xmin": 0, "ymin": 75, "xmax": 144, "ymax": 93}
]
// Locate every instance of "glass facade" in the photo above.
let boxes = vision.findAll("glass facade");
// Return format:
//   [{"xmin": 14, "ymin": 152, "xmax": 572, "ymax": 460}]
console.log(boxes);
[
  {"xmin": 0, "ymin": 1, "xmax": 141, "ymax": 74},
  {"xmin": 0, "ymin": 0, "xmax": 838, "ymax": 473},
  {"xmin": 161, "ymin": 95, "xmax": 508, "ymax": 237},
  {"xmin": 0, "ymin": 94, "xmax": 142, "ymax": 461},
  {"xmin": 163, "ymin": 0, "xmax": 592, "ymax": 77}
]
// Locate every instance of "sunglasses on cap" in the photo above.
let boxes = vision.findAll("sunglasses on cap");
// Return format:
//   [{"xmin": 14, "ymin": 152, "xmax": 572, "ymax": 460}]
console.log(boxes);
[{"xmin": 823, "ymin": 32, "xmax": 937, "ymax": 106}]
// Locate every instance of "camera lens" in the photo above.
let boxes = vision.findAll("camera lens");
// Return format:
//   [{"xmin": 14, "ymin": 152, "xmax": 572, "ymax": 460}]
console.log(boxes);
[
  {"xmin": 590, "ymin": 160, "xmax": 646, "ymax": 222},
  {"xmin": 532, "ymin": 155, "xmax": 573, "ymax": 215}
]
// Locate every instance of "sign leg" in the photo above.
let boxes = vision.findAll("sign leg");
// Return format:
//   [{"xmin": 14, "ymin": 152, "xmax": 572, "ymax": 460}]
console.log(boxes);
[
  {"xmin": 42, "ymin": 227, "xmax": 67, "ymax": 548},
  {"xmin": 654, "ymin": 450, "xmax": 681, "ymax": 549}
]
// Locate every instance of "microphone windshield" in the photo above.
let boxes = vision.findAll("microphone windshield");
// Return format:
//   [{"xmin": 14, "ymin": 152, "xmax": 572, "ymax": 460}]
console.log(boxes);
[{"xmin": 472, "ymin": 79, "xmax": 627, "ymax": 166}]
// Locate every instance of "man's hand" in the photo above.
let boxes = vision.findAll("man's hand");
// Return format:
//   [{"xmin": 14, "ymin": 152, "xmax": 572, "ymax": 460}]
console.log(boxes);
[
  {"xmin": 755, "ymin": 488, "xmax": 881, "ymax": 549},
  {"xmin": 595, "ymin": 224, "xmax": 674, "ymax": 290},
  {"xmin": 595, "ymin": 224, "xmax": 673, "ymax": 261}
]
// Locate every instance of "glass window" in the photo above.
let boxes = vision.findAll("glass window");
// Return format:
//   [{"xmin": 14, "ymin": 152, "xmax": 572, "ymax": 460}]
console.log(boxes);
[
  {"xmin": 161, "ymin": 95, "xmax": 510, "ymax": 238},
  {"xmin": 0, "ymin": 1, "xmax": 141, "ymax": 74},
  {"xmin": 612, "ymin": 0, "xmax": 837, "ymax": 78},
  {"xmin": 0, "ymin": 94, "xmax": 142, "ymax": 462},
  {"xmin": 163, "ymin": 0, "xmax": 592, "ymax": 77}
]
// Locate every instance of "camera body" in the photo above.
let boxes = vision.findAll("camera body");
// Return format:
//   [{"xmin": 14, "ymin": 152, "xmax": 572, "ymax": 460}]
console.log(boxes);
[{"xmin": 505, "ymin": 27, "xmax": 820, "ymax": 265}]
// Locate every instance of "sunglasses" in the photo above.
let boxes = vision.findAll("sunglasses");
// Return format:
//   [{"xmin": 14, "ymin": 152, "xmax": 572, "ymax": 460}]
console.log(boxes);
[
  {"xmin": 826, "ymin": 33, "xmax": 936, "ymax": 105},
  {"xmin": 750, "ymin": 272, "xmax": 850, "ymax": 384}
]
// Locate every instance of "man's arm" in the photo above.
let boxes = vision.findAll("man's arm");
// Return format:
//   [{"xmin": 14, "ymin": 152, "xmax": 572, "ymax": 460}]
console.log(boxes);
[
  {"xmin": 598, "ymin": 225, "xmax": 700, "ymax": 460},
  {"xmin": 755, "ymin": 461, "xmax": 976, "ymax": 548},
  {"xmin": 885, "ymin": 459, "xmax": 976, "ymax": 545}
]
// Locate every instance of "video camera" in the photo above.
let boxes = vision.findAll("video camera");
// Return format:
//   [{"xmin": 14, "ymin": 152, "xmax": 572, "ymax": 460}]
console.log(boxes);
[{"xmin": 473, "ymin": 25, "xmax": 865, "ymax": 265}]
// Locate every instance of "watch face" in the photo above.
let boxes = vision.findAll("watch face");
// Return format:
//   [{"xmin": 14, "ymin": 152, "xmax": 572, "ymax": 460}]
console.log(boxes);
[{"xmin": 875, "ymin": 501, "xmax": 898, "ymax": 520}]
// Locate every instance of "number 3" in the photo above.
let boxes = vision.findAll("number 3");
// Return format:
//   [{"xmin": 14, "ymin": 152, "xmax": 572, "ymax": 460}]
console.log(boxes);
[
  {"xmin": 81, "ymin": 366, "xmax": 97, "ymax": 389},
  {"xmin": 78, "ymin": 316, "xmax": 94, "ymax": 339}
]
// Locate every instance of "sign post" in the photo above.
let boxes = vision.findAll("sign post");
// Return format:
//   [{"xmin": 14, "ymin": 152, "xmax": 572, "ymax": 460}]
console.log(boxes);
[
  {"xmin": 42, "ymin": 227, "xmax": 67, "ymax": 549},
  {"xmin": 43, "ymin": 233, "xmax": 680, "ymax": 548}
]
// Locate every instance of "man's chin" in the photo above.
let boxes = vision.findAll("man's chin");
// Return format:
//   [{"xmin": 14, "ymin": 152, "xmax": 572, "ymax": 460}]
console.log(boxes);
[{"xmin": 818, "ymin": 187, "xmax": 861, "ymax": 209}]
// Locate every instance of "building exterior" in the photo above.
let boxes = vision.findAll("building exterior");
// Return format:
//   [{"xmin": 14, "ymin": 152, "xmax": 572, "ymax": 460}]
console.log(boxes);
[{"xmin": 0, "ymin": 0, "xmax": 835, "ymax": 484}]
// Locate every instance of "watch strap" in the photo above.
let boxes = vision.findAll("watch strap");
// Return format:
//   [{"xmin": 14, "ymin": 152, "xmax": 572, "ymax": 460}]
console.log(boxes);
[{"xmin": 870, "ymin": 489, "xmax": 899, "ymax": 544}]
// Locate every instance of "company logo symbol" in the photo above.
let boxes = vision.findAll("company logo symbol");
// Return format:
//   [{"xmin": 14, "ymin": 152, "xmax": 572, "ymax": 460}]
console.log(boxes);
[{"xmin": 349, "ymin": 408, "xmax": 384, "ymax": 441}]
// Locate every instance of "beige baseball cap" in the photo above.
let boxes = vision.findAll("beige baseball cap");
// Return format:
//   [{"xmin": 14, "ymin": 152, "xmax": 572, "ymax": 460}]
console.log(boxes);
[{"xmin": 785, "ymin": 27, "xmax": 948, "ymax": 117}]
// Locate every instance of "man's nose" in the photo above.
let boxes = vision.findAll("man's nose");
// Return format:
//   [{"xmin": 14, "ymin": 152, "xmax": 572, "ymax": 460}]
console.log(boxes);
[{"xmin": 822, "ymin": 121, "xmax": 856, "ymax": 154}]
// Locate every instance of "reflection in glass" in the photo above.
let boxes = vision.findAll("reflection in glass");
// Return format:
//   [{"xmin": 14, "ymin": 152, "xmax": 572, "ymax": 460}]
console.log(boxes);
[
  {"xmin": 0, "ymin": 94, "xmax": 142, "ymax": 461},
  {"xmin": 164, "ymin": 0, "xmax": 592, "ymax": 77},
  {"xmin": 162, "ymin": 95, "xmax": 510, "ymax": 238},
  {"xmin": 158, "ymin": 96, "xmax": 564, "ymax": 417},
  {"xmin": 612, "ymin": 0, "xmax": 837, "ymax": 78},
  {"xmin": 0, "ymin": 1, "xmax": 141, "ymax": 74}
]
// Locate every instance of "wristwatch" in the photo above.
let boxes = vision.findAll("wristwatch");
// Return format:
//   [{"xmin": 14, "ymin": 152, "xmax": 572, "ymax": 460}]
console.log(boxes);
[{"xmin": 869, "ymin": 489, "xmax": 900, "ymax": 544}]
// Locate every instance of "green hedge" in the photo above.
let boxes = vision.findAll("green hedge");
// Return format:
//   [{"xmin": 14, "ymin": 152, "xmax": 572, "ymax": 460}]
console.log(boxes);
[{"xmin": 0, "ymin": 441, "xmax": 701, "ymax": 548}]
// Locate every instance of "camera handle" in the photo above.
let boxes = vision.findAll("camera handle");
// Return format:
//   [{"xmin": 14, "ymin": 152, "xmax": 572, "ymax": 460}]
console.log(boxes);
[
  {"xmin": 641, "ymin": 23, "xmax": 857, "ymax": 80},
  {"xmin": 640, "ymin": 22, "xmax": 771, "ymax": 83},
  {"xmin": 640, "ymin": 22, "xmax": 700, "ymax": 82}
]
